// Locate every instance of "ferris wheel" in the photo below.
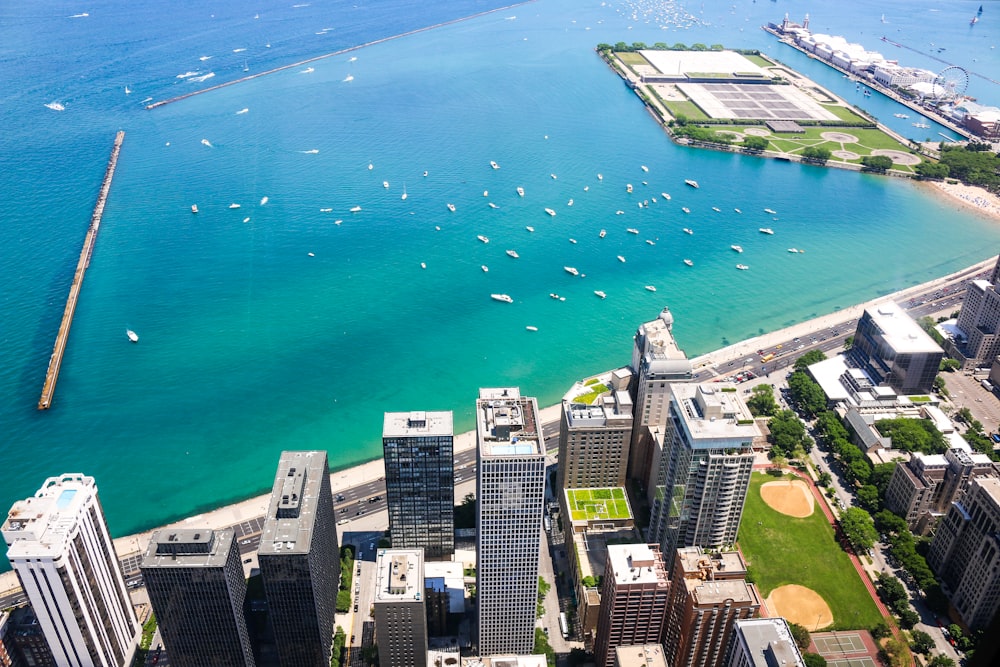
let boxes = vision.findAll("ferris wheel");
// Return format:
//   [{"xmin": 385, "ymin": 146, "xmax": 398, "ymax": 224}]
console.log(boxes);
[{"xmin": 931, "ymin": 66, "xmax": 970, "ymax": 99}]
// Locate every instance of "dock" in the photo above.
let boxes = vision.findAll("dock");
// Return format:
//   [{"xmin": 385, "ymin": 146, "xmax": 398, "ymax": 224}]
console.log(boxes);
[{"xmin": 38, "ymin": 130, "xmax": 125, "ymax": 410}]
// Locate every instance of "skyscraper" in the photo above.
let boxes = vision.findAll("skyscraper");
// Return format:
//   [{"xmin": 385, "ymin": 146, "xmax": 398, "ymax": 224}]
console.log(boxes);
[
  {"xmin": 373, "ymin": 548, "xmax": 428, "ymax": 667},
  {"xmin": 382, "ymin": 411, "xmax": 455, "ymax": 558},
  {"xmin": 952, "ymin": 254, "xmax": 1000, "ymax": 368},
  {"xmin": 2, "ymin": 474, "xmax": 139, "ymax": 667},
  {"xmin": 141, "ymin": 529, "xmax": 254, "ymax": 667},
  {"xmin": 927, "ymin": 476, "xmax": 1000, "ymax": 629},
  {"xmin": 850, "ymin": 302, "xmax": 943, "ymax": 394},
  {"xmin": 557, "ymin": 392, "xmax": 633, "ymax": 492},
  {"xmin": 258, "ymin": 451, "xmax": 339, "ymax": 667},
  {"xmin": 663, "ymin": 547, "xmax": 761, "ymax": 667},
  {"xmin": 628, "ymin": 308, "xmax": 693, "ymax": 485},
  {"xmin": 476, "ymin": 388, "xmax": 546, "ymax": 656},
  {"xmin": 593, "ymin": 544, "xmax": 670, "ymax": 667},
  {"xmin": 647, "ymin": 384, "xmax": 759, "ymax": 556}
]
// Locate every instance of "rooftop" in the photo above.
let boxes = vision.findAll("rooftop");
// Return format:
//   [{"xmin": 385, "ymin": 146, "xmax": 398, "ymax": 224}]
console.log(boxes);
[
  {"xmin": 676, "ymin": 547, "xmax": 748, "ymax": 580},
  {"xmin": 424, "ymin": 561, "xmax": 465, "ymax": 614},
  {"xmin": 564, "ymin": 395, "xmax": 633, "ymax": 427},
  {"xmin": 3, "ymin": 474, "xmax": 98, "ymax": 560},
  {"xmin": 565, "ymin": 488, "xmax": 632, "ymax": 523},
  {"xmin": 383, "ymin": 410, "xmax": 454, "ymax": 439},
  {"xmin": 375, "ymin": 548, "xmax": 425, "ymax": 603},
  {"xmin": 607, "ymin": 544, "xmax": 668, "ymax": 587},
  {"xmin": 615, "ymin": 644, "xmax": 668, "ymax": 667},
  {"xmin": 477, "ymin": 388, "xmax": 543, "ymax": 458},
  {"xmin": 141, "ymin": 528, "xmax": 233, "ymax": 569},
  {"xmin": 638, "ymin": 50, "xmax": 768, "ymax": 78},
  {"xmin": 671, "ymin": 383, "xmax": 760, "ymax": 444},
  {"xmin": 258, "ymin": 451, "xmax": 329, "ymax": 556},
  {"xmin": 463, "ymin": 656, "xmax": 547, "ymax": 667},
  {"xmin": 865, "ymin": 302, "xmax": 944, "ymax": 355},
  {"xmin": 733, "ymin": 618, "xmax": 805, "ymax": 667}
]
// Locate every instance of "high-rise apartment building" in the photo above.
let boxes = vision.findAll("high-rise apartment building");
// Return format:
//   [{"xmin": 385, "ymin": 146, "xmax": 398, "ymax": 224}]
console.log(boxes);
[
  {"xmin": 850, "ymin": 302, "xmax": 943, "ymax": 394},
  {"xmin": 628, "ymin": 308, "xmax": 693, "ymax": 484},
  {"xmin": 2, "ymin": 474, "xmax": 139, "ymax": 667},
  {"xmin": 258, "ymin": 451, "xmax": 339, "ymax": 667},
  {"xmin": 615, "ymin": 645, "xmax": 668, "ymax": 667},
  {"xmin": 373, "ymin": 548, "xmax": 428, "ymax": 667},
  {"xmin": 723, "ymin": 618, "xmax": 804, "ymax": 667},
  {"xmin": 140, "ymin": 529, "xmax": 254, "ymax": 667},
  {"xmin": 557, "ymin": 393, "xmax": 633, "ymax": 491},
  {"xmin": 663, "ymin": 547, "xmax": 761, "ymax": 667},
  {"xmin": 593, "ymin": 544, "xmax": 670, "ymax": 667},
  {"xmin": 382, "ymin": 411, "xmax": 455, "ymax": 558},
  {"xmin": 927, "ymin": 476, "xmax": 1000, "ymax": 629},
  {"xmin": 646, "ymin": 384, "xmax": 759, "ymax": 556},
  {"xmin": 476, "ymin": 388, "xmax": 546, "ymax": 656},
  {"xmin": 2, "ymin": 606, "xmax": 55, "ymax": 667},
  {"xmin": 952, "ymin": 255, "xmax": 1000, "ymax": 368}
]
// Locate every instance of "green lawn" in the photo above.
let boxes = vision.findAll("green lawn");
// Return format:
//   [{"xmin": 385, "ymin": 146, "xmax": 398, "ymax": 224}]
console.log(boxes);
[
  {"xmin": 743, "ymin": 54, "xmax": 773, "ymax": 68},
  {"xmin": 616, "ymin": 52, "xmax": 649, "ymax": 66},
  {"xmin": 567, "ymin": 487, "xmax": 631, "ymax": 522},
  {"xmin": 660, "ymin": 99, "xmax": 709, "ymax": 121},
  {"xmin": 819, "ymin": 103, "xmax": 869, "ymax": 123},
  {"xmin": 738, "ymin": 473, "xmax": 883, "ymax": 631}
]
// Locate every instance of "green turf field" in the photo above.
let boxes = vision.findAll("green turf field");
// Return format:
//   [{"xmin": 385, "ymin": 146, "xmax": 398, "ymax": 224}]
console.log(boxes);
[{"xmin": 566, "ymin": 487, "xmax": 631, "ymax": 522}]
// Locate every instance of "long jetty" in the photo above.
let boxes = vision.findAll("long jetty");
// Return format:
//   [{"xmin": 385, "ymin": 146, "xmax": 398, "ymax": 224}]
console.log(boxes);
[
  {"xmin": 145, "ymin": 1, "xmax": 533, "ymax": 110},
  {"xmin": 38, "ymin": 131, "xmax": 125, "ymax": 410}
]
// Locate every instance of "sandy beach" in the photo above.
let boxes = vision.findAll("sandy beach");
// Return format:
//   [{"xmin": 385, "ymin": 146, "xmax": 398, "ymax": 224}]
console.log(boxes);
[{"xmin": 927, "ymin": 180, "xmax": 1000, "ymax": 222}]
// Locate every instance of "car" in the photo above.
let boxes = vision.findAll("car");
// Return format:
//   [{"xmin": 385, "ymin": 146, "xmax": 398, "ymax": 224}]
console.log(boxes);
[
  {"xmin": 244, "ymin": 558, "xmax": 252, "ymax": 564},
  {"xmin": 336, "ymin": 494, "xmax": 345, "ymax": 501},
  {"xmin": 351, "ymin": 634, "xmax": 356, "ymax": 643},
  {"xmin": 354, "ymin": 604, "xmax": 359, "ymax": 613},
  {"xmin": 340, "ymin": 508, "xmax": 348, "ymax": 513},
  {"xmin": 355, "ymin": 510, "xmax": 362, "ymax": 515},
  {"xmin": 369, "ymin": 542, "xmax": 374, "ymax": 550}
]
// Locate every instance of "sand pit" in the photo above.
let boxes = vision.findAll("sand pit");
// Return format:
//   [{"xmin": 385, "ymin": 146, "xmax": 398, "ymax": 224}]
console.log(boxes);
[
  {"xmin": 768, "ymin": 584, "xmax": 833, "ymax": 630},
  {"xmin": 760, "ymin": 479, "xmax": 814, "ymax": 518}
]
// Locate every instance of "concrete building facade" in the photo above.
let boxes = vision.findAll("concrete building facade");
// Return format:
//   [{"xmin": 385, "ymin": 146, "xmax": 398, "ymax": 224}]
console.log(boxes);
[
  {"xmin": 953, "ymin": 262, "xmax": 1000, "ymax": 368},
  {"xmin": 140, "ymin": 529, "xmax": 255, "ymax": 667},
  {"xmin": 593, "ymin": 544, "xmax": 670, "ymax": 667},
  {"xmin": 628, "ymin": 308, "xmax": 693, "ymax": 486},
  {"xmin": 2, "ymin": 606, "xmax": 55, "ymax": 667},
  {"xmin": 383, "ymin": 411, "xmax": 455, "ymax": 558},
  {"xmin": 723, "ymin": 618, "xmax": 804, "ymax": 667},
  {"xmin": 258, "ymin": 451, "xmax": 339, "ymax": 667},
  {"xmin": 2, "ymin": 474, "xmax": 139, "ymax": 667},
  {"xmin": 557, "ymin": 393, "xmax": 634, "ymax": 491},
  {"xmin": 663, "ymin": 548, "xmax": 761, "ymax": 667},
  {"xmin": 850, "ymin": 302, "xmax": 944, "ymax": 394},
  {"xmin": 615, "ymin": 644, "xmax": 668, "ymax": 667},
  {"xmin": 927, "ymin": 476, "xmax": 1000, "ymax": 629},
  {"xmin": 373, "ymin": 548, "xmax": 428, "ymax": 667},
  {"xmin": 476, "ymin": 388, "xmax": 546, "ymax": 656},
  {"xmin": 646, "ymin": 384, "xmax": 760, "ymax": 556}
]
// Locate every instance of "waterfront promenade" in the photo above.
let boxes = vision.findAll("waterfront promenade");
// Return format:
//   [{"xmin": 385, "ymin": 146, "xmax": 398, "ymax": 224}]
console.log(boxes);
[{"xmin": 1, "ymin": 256, "xmax": 993, "ymax": 598}]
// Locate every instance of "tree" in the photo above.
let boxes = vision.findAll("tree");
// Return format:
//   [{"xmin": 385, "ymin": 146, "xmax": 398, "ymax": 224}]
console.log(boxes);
[
  {"xmin": 743, "ymin": 136, "xmax": 769, "ymax": 152},
  {"xmin": 454, "ymin": 493, "xmax": 476, "ymax": 529},
  {"xmin": 870, "ymin": 621, "xmax": 891, "ymax": 640},
  {"xmin": 331, "ymin": 626, "xmax": 347, "ymax": 667},
  {"xmin": 939, "ymin": 358, "xmax": 961, "ymax": 372},
  {"xmin": 631, "ymin": 42, "xmax": 647, "ymax": 51},
  {"xmin": 861, "ymin": 155, "xmax": 894, "ymax": 172},
  {"xmin": 747, "ymin": 384, "xmax": 778, "ymax": 417},
  {"xmin": 914, "ymin": 161, "xmax": 950, "ymax": 180},
  {"xmin": 856, "ymin": 485, "xmax": 881, "ymax": 512},
  {"xmin": 768, "ymin": 410, "xmax": 807, "ymax": 455},
  {"xmin": 876, "ymin": 573, "xmax": 908, "ymax": 606},
  {"xmin": 794, "ymin": 349, "xmax": 827, "ymax": 371},
  {"xmin": 909, "ymin": 629, "xmax": 934, "ymax": 655},
  {"xmin": 789, "ymin": 623, "xmax": 811, "ymax": 650},
  {"xmin": 534, "ymin": 628, "xmax": 556, "ymax": 666},
  {"xmin": 874, "ymin": 509, "xmax": 908, "ymax": 535},
  {"xmin": 803, "ymin": 654, "xmax": 827, "ymax": 667},
  {"xmin": 840, "ymin": 507, "xmax": 878, "ymax": 552},
  {"xmin": 846, "ymin": 459, "xmax": 872, "ymax": 486},
  {"xmin": 844, "ymin": 335, "xmax": 854, "ymax": 349},
  {"xmin": 788, "ymin": 371, "xmax": 827, "ymax": 417},
  {"xmin": 801, "ymin": 146, "xmax": 831, "ymax": 164},
  {"xmin": 818, "ymin": 472, "xmax": 832, "ymax": 486},
  {"xmin": 926, "ymin": 656, "xmax": 956, "ymax": 667},
  {"xmin": 336, "ymin": 589, "xmax": 352, "ymax": 613},
  {"xmin": 897, "ymin": 607, "xmax": 920, "ymax": 629},
  {"xmin": 874, "ymin": 418, "xmax": 946, "ymax": 454}
]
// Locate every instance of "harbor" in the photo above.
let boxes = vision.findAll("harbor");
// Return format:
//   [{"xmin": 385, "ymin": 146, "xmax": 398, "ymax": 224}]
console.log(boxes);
[{"xmin": 37, "ymin": 131, "xmax": 125, "ymax": 410}]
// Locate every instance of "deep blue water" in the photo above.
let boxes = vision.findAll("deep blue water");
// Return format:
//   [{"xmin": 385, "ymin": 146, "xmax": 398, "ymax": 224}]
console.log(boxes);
[{"xmin": 1, "ymin": 0, "xmax": 999, "ymax": 564}]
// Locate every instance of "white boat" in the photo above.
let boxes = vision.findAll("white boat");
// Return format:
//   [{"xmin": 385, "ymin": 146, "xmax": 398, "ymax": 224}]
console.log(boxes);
[
  {"xmin": 526, "ymin": 326, "xmax": 538, "ymax": 332},
  {"xmin": 478, "ymin": 235, "xmax": 490, "ymax": 243},
  {"xmin": 645, "ymin": 239, "xmax": 655, "ymax": 246},
  {"xmin": 447, "ymin": 203, "xmax": 456, "ymax": 212},
  {"xmin": 260, "ymin": 196, "xmax": 269, "ymax": 206},
  {"xmin": 124, "ymin": 86, "xmax": 131, "ymax": 95},
  {"xmin": 243, "ymin": 217, "xmax": 251, "ymax": 223},
  {"xmin": 913, "ymin": 122, "xmax": 930, "ymax": 129},
  {"xmin": 594, "ymin": 290, "xmax": 607, "ymax": 299},
  {"xmin": 645, "ymin": 285, "xmax": 657, "ymax": 292},
  {"xmin": 491, "ymin": 294, "xmax": 514, "ymax": 303},
  {"xmin": 759, "ymin": 228, "xmax": 774, "ymax": 235},
  {"xmin": 616, "ymin": 210, "xmax": 625, "ymax": 215},
  {"xmin": 641, "ymin": 165, "xmax": 649, "ymax": 172},
  {"xmin": 617, "ymin": 255, "xmax": 626, "ymax": 263},
  {"xmin": 383, "ymin": 181, "xmax": 389, "ymax": 189},
  {"xmin": 506, "ymin": 250, "xmax": 519, "ymax": 258},
  {"xmin": 599, "ymin": 229, "xmax": 606, "ymax": 238},
  {"xmin": 736, "ymin": 264, "xmax": 749, "ymax": 270},
  {"xmin": 597, "ymin": 173, "xmax": 603, "ymax": 181},
  {"xmin": 545, "ymin": 208, "xmax": 556, "ymax": 217},
  {"xmin": 764, "ymin": 208, "xmax": 776, "ymax": 215},
  {"xmin": 483, "ymin": 190, "xmax": 489, "ymax": 197},
  {"xmin": 191, "ymin": 204, "xmax": 199, "ymax": 213},
  {"xmin": 683, "ymin": 259, "xmax": 694, "ymax": 266},
  {"xmin": 788, "ymin": 248, "xmax": 800, "ymax": 253},
  {"xmin": 682, "ymin": 228, "xmax": 693, "ymax": 235},
  {"xmin": 45, "ymin": 101, "xmax": 65, "ymax": 111},
  {"xmin": 685, "ymin": 179, "xmax": 699, "ymax": 188},
  {"xmin": 229, "ymin": 203, "xmax": 241, "ymax": 209},
  {"xmin": 550, "ymin": 293, "xmax": 561, "ymax": 300},
  {"xmin": 661, "ymin": 192, "xmax": 671, "ymax": 200},
  {"xmin": 731, "ymin": 245, "xmax": 743, "ymax": 253},
  {"xmin": 350, "ymin": 206, "xmax": 362, "ymax": 212},
  {"xmin": 320, "ymin": 208, "xmax": 332, "ymax": 212},
  {"xmin": 343, "ymin": 75, "xmax": 354, "ymax": 82},
  {"xmin": 734, "ymin": 208, "xmax": 742, "ymax": 214},
  {"xmin": 301, "ymin": 67, "xmax": 314, "ymax": 74},
  {"xmin": 423, "ymin": 170, "xmax": 428, "ymax": 177},
  {"xmin": 626, "ymin": 183, "xmax": 633, "ymax": 193},
  {"xmin": 550, "ymin": 173, "xmax": 557, "ymax": 180},
  {"xmin": 517, "ymin": 187, "xmax": 525, "ymax": 197},
  {"xmin": 401, "ymin": 186, "xmax": 407, "ymax": 201},
  {"xmin": 626, "ymin": 228, "xmax": 639, "ymax": 234},
  {"xmin": 126, "ymin": 329, "xmax": 139, "ymax": 343},
  {"xmin": 637, "ymin": 202, "xmax": 644, "ymax": 209},
  {"xmin": 712, "ymin": 206, "xmax": 721, "ymax": 212},
  {"xmin": 488, "ymin": 202, "xmax": 499, "ymax": 209},
  {"xmin": 894, "ymin": 113, "xmax": 909, "ymax": 119},
  {"xmin": 490, "ymin": 160, "xmax": 500, "ymax": 169},
  {"xmin": 682, "ymin": 207, "xmax": 690, "ymax": 214},
  {"xmin": 368, "ymin": 162, "xmax": 374, "ymax": 170},
  {"xmin": 564, "ymin": 266, "xmax": 579, "ymax": 276},
  {"xmin": 584, "ymin": 186, "xmax": 589, "ymax": 191},
  {"xmin": 567, "ymin": 199, "xmax": 574, "ymax": 206},
  {"xmin": 482, "ymin": 265, "xmax": 489, "ymax": 272},
  {"xmin": 525, "ymin": 226, "xmax": 534, "ymax": 232},
  {"xmin": 569, "ymin": 238, "xmax": 577, "ymax": 244}
]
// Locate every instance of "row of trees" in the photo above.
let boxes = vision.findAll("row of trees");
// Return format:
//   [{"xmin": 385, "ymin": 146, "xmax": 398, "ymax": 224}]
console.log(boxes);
[
  {"xmin": 938, "ymin": 144, "xmax": 1000, "ymax": 191},
  {"xmin": 336, "ymin": 545, "xmax": 356, "ymax": 613},
  {"xmin": 598, "ymin": 42, "xmax": 728, "ymax": 53}
]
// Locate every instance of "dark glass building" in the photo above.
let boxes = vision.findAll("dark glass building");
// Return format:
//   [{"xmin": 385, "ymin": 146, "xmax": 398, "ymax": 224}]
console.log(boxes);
[{"xmin": 850, "ymin": 302, "xmax": 943, "ymax": 395}]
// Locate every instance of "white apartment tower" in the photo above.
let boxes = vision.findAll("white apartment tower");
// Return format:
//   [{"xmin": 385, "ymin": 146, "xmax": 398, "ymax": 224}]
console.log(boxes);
[
  {"xmin": 373, "ymin": 548, "xmax": 428, "ymax": 667},
  {"xmin": 2, "ymin": 474, "xmax": 139, "ymax": 667},
  {"xmin": 476, "ymin": 388, "xmax": 546, "ymax": 656}
]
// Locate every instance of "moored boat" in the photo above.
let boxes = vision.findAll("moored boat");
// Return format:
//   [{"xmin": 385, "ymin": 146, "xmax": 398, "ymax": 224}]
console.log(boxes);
[
  {"xmin": 626, "ymin": 183, "xmax": 633, "ymax": 193},
  {"xmin": 731, "ymin": 245, "xmax": 743, "ymax": 253},
  {"xmin": 736, "ymin": 264, "xmax": 749, "ymax": 270},
  {"xmin": 491, "ymin": 293, "xmax": 513, "ymax": 303},
  {"xmin": 764, "ymin": 208, "xmax": 776, "ymax": 214},
  {"xmin": 517, "ymin": 187, "xmax": 525, "ymax": 197},
  {"xmin": 759, "ymin": 228, "xmax": 774, "ymax": 235},
  {"xmin": 544, "ymin": 208, "xmax": 556, "ymax": 216},
  {"xmin": 447, "ymin": 203, "xmax": 456, "ymax": 212},
  {"xmin": 126, "ymin": 329, "xmax": 139, "ymax": 343},
  {"xmin": 564, "ymin": 266, "xmax": 579, "ymax": 276},
  {"xmin": 490, "ymin": 160, "xmax": 499, "ymax": 169},
  {"xmin": 525, "ymin": 226, "xmax": 535, "ymax": 232},
  {"xmin": 229, "ymin": 203, "xmax": 241, "ymax": 209},
  {"xmin": 191, "ymin": 204, "xmax": 199, "ymax": 213},
  {"xmin": 626, "ymin": 228, "xmax": 639, "ymax": 234},
  {"xmin": 350, "ymin": 205, "xmax": 362, "ymax": 212},
  {"xmin": 645, "ymin": 285, "xmax": 656, "ymax": 292},
  {"xmin": 599, "ymin": 229, "xmax": 606, "ymax": 238},
  {"xmin": 506, "ymin": 250, "xmax": 519, "ymax": 258},
  {"xmin": 526, "ymin": 325, "xmax": 538, "ymax": 331},
  {"xmin": 683, "ymin": 259, "xmax": 694, "ymax": 266},
  {"xmin": 617, "ymin": 255, "xmax": 626, "ymax": 263},
  {"xmin": 685, "ymin": 179, "xmax": 699, "ymax": 188},
  {"xmin": 594, "ymin": 290, "xmax": 607, "ymax": 299},
  {"xmin": 661, "ymin": 192, "xmax": 671, "ymax": 200},
  {"xmin": 478, "ymin": 235, "xmax": 490, "ymax": 243},
  {"xmin": 682, "ymin": 207, "xmax": 690, "ymax": 214}
]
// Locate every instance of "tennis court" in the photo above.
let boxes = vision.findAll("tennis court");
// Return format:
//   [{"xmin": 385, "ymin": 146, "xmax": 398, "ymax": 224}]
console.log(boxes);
[
  {"xmin": 813, "ymin": 633, "xmax": 866, "ymax": 654},
  {"xmin": 827, "ymin": 658, "xmax": 877, "ymax": 667}
]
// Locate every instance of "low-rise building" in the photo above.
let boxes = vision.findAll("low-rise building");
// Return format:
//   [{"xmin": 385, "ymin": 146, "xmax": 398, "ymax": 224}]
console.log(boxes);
[{"xmin": 723, "ymin": 618, "xmax": 805, "ymax": 667}]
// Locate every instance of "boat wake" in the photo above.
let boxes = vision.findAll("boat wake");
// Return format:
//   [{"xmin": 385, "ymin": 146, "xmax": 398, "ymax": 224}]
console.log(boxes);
[
  {"xmin": 69, "ymin": 13, "xmax": 89, "ymax": 18},
  {"xmin": 260, "ymin": 196, "xmax": 269, "ymax": 206},
  {"xmin": 189, "ymin": 72, "xmax": 215, "ymax": 83},
  {"xmin": 343, "ymin": 75, "xmax": 354, "ymax": 82},
  {"xmin": 300, "ymin": 149, "xmax": 319, "ymax": 154},
  {"xmin": 176, "ymin": 71, "xmax": 200, "ymax": 79},
  {"xmin": 200, "ymin": 139, "xmax": 213, "ymax": 147},
  {"xmin": 301, "ymin": 67, "xmax": 315, "ymax": 74}
]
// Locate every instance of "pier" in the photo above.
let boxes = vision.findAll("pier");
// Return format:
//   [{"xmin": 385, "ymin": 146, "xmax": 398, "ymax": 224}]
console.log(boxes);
[{"xmin": 37, "ymin": 130, "xmax": 125, "ymax": 410}]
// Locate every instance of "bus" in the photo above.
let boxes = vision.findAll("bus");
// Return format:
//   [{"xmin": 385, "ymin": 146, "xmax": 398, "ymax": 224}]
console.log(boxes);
[{"xmin": 558, "ymin": 612, "xmax": 570, "ymax": 639}]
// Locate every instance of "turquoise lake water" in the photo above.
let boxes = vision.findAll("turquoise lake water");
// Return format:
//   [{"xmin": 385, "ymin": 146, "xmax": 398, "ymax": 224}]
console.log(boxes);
[{"xmin": 2, "ymin": 0, "xmax": 999, "ymax": 561}]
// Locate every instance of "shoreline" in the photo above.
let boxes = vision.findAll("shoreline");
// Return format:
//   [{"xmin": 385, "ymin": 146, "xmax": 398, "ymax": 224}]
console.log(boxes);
[
  {"xmin": 923, "ymin": 180, "xmax": 1000, "ymax": 222},
  {"xmin": 1, "ymin": 259, "xmax": 993, "ymax": 596}
]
